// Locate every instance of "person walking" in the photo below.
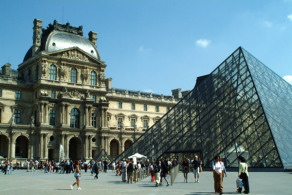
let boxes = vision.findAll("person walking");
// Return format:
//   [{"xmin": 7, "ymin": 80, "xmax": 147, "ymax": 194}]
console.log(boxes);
[
  {"xmin": 160, "ymin": 159, "xmax": 169, "ymax": 186},
  {"xmin": 182, "ymin": 158, "xmax": 190, "ymax": 183},
  {"xmin": 149, "ymin": 161, "xmax": 155, "ymax": 182},
  {"xmin": 154, "ymin": 160, "xmax": 161, "ymax": 187},
  {"xmin": 212, "ymin": 155, "xmax": 224, "ymax": 195},
  {"xmin": 238, "ymin": 156, "xmax": 249, "ymax": 194},
  {"xmin": 70, "ymin": 160, "xmax": 82, "ymax": 190},
  {"xmin": 93, "ymin": 160, "xmax": 99, "ymax": 179},
  {"xmin": 192, "ymin": 156, "xmax": 202, "ymax": 183}
]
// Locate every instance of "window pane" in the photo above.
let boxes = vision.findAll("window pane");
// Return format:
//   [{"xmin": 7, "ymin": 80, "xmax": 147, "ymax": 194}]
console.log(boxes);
[{"xmin": 70, "ymin": 68, "xmax": 77, "ymax": 83}]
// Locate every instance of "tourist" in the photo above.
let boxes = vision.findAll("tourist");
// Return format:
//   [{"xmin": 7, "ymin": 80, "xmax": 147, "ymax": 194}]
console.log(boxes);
[
  {"xmin": 212, "ymin": 155, "xmax": 224, "ymax": 195},
  {"xmin": 121, "ymin": 159, "xmax": 127, "ymax": 182},
  {"xmin": 93, "ymin": 160, "xmax": 99, "ymax": 179},
  {"xmin": 149, "ymin": 161, "xmax": 155, "ymax": 182},
  {"xmin": 127, "ymin": 159, "xmax": 134, "ymax": 184},
  {"xmin": 238, "ymin": 156, "xmax": 249, "ymax": 194},
  {"xmin": 160, "ymin": 159, "xmax": 169, "ymax": 186},
  {"xmin": 181, "ymin": 158, "xmax": 190, "ymax": 183},
  {"xmin": 192, "ymin": 155, "xmax": 202, "ymax": 183},
  {"xmin": 70, "ymin": 160, "xmax": 82, "ymax": 190},
  {"xmin": 154, "ymin": 160, "xmax": 161, "ymax": 187}
]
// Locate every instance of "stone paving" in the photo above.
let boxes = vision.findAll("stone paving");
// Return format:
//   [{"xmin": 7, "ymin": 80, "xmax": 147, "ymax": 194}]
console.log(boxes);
[{"xmin": 0, "ymin": 169, "xmax": 291, "ymax": 195}]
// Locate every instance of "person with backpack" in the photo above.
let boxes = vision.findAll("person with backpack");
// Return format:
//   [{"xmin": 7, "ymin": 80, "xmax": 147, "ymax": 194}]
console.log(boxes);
[
  {"xmin": 238, "ymin": 156, "xmax": 249, "ymax": 194},
  {"xmin": 212, "ymin": 155, "xmax": 224, "ymax": 195}
]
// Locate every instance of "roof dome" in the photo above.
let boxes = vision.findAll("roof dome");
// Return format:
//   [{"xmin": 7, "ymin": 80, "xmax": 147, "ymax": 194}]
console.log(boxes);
[
  {"xmin": 23, "ymin": 20, "xmax": 100, "ymax": 62},
  {"xmin": 46, "ymin": 30, "xmax": 99, "ymax": 59}
]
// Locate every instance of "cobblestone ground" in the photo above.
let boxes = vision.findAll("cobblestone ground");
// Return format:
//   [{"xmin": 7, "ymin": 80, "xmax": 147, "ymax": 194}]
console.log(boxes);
[{"xmin": 0, "ymin": 169, "xmax": 291, "ymax": 195}]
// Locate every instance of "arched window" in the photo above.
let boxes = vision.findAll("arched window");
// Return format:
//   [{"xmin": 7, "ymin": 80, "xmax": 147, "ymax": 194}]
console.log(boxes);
[
  {"xmin": 70, "ymin": 68, "xmax": 77, "ymax": 83},
  {"xmin": 49, "ymin": 65, "xmax": 57, "ymax": 80},
  {"xmin": 70, "ymin": 108, "xmax": 80, "ymax": 128},
  {"xmin": 90, "ymin": 71, "xmax": 97, "ymax": 86}
]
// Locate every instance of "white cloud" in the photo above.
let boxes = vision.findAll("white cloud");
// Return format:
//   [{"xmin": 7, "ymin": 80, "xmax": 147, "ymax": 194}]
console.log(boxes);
[
  {"xmin": 143, "ymin": 89, "xmax": 155, "ymax": 93},
  {"xmin": 287, "ymin": 14, "xmax": 292, "ymax": 21},
  {"xmin": 283, "ymin": 75, "xmax": 292, "ymax": 84},
  {"xmin": 196, "ymin": 39, "xmax": 211, "ymax": 48}
]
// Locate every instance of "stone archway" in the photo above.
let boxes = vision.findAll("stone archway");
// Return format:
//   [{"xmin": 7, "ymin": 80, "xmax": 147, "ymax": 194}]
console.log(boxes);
[
  {"xmin": 110, "ymin": 139, "xmax": 119, "ymax": 158},
  {"xmin": 124, "ymin": 140, "xmax": 133, "ymax": 151},
  {"xmin": 69, "ymin": 137, "xmax": 82, "ymax": 160},
  {"xmin": 0, "ymin": 135, "xmax": 9, "ymax": 158},
  {"xmin": 15, "ymin": 136, "xmax": 28, "ymax": 158}
]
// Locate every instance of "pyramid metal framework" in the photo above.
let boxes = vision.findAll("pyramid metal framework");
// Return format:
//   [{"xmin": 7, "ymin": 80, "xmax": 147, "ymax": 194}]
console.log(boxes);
[{"xmin": 116, "ymin": 47, "xmax": 292, "ymax": 170}]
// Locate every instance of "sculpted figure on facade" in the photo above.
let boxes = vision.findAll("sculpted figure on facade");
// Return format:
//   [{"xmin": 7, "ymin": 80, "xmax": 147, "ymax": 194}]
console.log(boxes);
[
  {"xmin": 81, "ymin": 68, "xmax": 89, "ymax": 83},
  {"xmin": 58, "ymin": 65, "xmax": 66, "ymax": 80}
]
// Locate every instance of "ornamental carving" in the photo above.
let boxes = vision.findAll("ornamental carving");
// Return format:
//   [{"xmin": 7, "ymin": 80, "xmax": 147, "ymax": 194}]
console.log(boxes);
[{"xmin": 62, "ymin": 50, "xmax": 89, "ymax": 62}]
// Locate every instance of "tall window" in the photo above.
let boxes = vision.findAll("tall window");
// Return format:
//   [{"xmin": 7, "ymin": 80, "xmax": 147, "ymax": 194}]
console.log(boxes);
[
  {"xmin": 70, "ymin": 68, "xmax": 77, "ymax": 83},
  {"xmin": 92, "ymin": 113, "xmax": 97, "ymax": 127},
  {"xmin": 14, "ymin": 110, "xmax": 21, "ymax": 124},
  {"xmin": 49, "ymin": 109, "xmax": 55, "ymax": 126},
  {"xmin": 118, "ymin": 101, "xmax": 123, "ymax": 109},
  {"xmin": 70, "ymin": 108, "xmax": 80, "ymax": 128},
  {"xmin": 49, "ymin": 65, "xmax": 57, "ymax": 80},
  {"xmin": 15, "ymin": 90, "xmax": 21, "ymax": 99},
  {"xmin": 0, "ymin": 88, "xmax": 2, "ymax": 97},
  {"xmin": 131, "ymin": 103, "xmax": 135, "ymax": 110},
  {"xmin": 143, "ymin": 119, "xmax": 149, "ymax": 129},
  {"xmin": 90, "ymin": 71, "xmax": 97, "ymax": 86},
  {"xmin": 51, "ymin": 90, "xmax": 56, "ymax": 99},
  {"xmin": 144, "ymin": 104, "xmax": 147, "ymax": 111},
  {"xmin": 155, "ymin": 105, "xmax": 159, "ymax": 112},
  {"xmin": 92, "ymin": 95, "xmax": 97, "ymax": 103},
  {"xmin": 131, "ymin": 118, "xmax": 136, "ymax": 128},
  {"xmin": 118, "ymin": 118, "xmax": 123, "ymax": 129}
]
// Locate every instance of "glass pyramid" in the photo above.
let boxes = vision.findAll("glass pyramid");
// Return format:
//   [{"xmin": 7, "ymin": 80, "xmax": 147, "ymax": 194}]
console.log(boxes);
[{"xmin": 117, "ymin": 47, "xmax": 292, "ymax": 169}]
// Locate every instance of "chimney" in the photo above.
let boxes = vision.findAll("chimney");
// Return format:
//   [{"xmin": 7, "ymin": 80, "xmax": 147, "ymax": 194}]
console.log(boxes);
[
  {"xmin": 32, "ymin": 19, "xmax": 42, "ymax": 55},
  {"xmin": 105, "ymin": 78, "xmax": 112, "ymax": 90},
  {"xmin": 2, "ymin": 63, "xmax": 11, "ymax": 76},
  {"xmin": 88, "ymin": 31, "xmax": 97, "ymax": 46},
  {"xmin": 172, "ymin": 88, "xmax": 182, "ymax": 99}
]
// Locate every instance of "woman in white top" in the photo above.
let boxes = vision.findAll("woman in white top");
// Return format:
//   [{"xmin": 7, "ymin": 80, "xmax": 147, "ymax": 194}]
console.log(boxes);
[
  {"xmin": 238, "ymin": 156, "xmax": 249, "ymax": 194},
  {"xmin": 212, "ymin": 155, "xmax": 224, "ymax": 195}
]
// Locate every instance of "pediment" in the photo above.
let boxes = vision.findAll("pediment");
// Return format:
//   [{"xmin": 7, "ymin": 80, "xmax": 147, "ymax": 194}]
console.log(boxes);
[{"xmin": 48, "ymin": 47, "xmax": 105, "ymax": 65}]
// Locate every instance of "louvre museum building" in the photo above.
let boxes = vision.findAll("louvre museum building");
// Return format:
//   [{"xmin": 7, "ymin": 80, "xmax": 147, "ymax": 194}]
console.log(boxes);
[
  {"xmin": 0, "ymin": 19, "xmax": 180, "ymax": 163},
  {"xmin": 1, "ymin": 19, "xmax": 292, "ymax": 170}
]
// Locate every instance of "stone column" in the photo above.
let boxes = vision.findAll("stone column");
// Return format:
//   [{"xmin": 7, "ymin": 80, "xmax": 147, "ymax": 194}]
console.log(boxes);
[
  {"xmin": 65, "ymin": 135, "xmax": 69, "ymax": 160},
  {"xmin": 40, "ymin": 134, "xmax": 44, "ymax": 159},
  {"xmin": 39, "ymin": 103, "xmax": 44, "ymax": 124},
  {"xmin": 84, "ymin": 135, "xmax": 88, "ymax": 159},
  {"xmin": 10, "ymin": 133, "xmax": 17, "ymax": 159},
  {"xmin": 85, "ymin": 106, "xmax": 89, "ymax": 127},
  {"xmin": 88, "ymin": 135, "xmax": 92, "ymax": 159},
  {"xmin": 43, "ymin": 134, "xmax": 48, "ymax": 159}
]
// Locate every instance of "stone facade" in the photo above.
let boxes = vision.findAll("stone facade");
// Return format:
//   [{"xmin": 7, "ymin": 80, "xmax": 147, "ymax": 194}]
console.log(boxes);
[{"xmin": 0, "ymin": 19, "xmax": 181, "ymax": 163}]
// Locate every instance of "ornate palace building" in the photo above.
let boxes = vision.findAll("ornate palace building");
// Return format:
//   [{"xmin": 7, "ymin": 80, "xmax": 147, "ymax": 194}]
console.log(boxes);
[{"xmin": 0, "ymin": 19, "xmax": 182, "ymax": 162}]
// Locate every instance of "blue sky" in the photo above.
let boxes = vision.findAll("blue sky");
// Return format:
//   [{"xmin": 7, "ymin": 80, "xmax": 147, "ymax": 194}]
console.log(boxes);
[{"xmin": 1, "ymin": 0, "xmax": 292, "ymax": 95}]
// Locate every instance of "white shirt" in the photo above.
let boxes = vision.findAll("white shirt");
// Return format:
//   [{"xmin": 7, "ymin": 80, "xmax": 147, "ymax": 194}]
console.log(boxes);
[{"xmin": 212, "ymin": 161, "xmax": 224, "ymax": 173}]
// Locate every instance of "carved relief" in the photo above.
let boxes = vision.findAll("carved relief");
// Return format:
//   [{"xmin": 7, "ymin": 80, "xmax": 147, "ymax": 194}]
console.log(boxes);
[
  {"xmin": 62, "ymin": 50, "xmax": 89, "ymax": 62},
  {"xmin": 41, "ymin": 60, "xmax": 47, "ymax": 78}
]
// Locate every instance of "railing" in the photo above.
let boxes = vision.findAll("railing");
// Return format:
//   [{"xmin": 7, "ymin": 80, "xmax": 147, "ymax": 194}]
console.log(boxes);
[{"xmin": 133, "ymin": 168, "xmax": 150, "ymax": 183}]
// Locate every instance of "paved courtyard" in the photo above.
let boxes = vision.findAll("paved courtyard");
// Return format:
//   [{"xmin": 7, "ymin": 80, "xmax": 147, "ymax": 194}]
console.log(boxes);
[{"xmin": 0, "ymin": 169, "xmax": 291, "ymax": 195}]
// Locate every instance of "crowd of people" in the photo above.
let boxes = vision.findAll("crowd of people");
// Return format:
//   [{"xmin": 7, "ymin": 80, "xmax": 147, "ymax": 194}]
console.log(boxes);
[{"xmin": 1, "ymin": 155, "xmax": 250, "ymax": 194}]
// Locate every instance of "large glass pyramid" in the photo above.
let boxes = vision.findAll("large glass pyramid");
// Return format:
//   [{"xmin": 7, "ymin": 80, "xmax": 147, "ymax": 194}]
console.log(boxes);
[{"xmin": 117, "ymin": 47, "xmax": 292, "ymax": 169}]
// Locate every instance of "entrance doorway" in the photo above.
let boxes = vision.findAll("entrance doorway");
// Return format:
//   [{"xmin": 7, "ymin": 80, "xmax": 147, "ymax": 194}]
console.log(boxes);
[{"xmin": 69, "ymin": 137, "xmax": 81, "ymax": 160}]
